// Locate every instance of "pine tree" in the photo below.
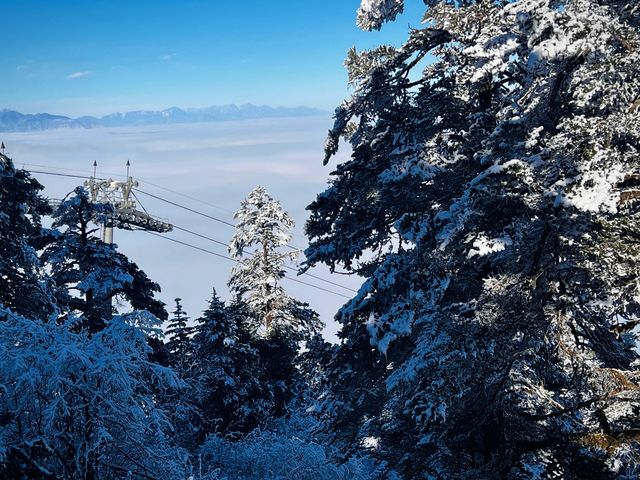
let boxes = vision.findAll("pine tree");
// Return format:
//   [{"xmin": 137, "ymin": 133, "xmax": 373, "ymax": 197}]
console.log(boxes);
[
  {"xmin": 298, "ymin": 333, "xmax": 336, "ymax": 400},
  {"xmin": 0, "ymin": 152, "xmax": 54, "ymax": 319},
  {"xmin": 191, "ymin": 289, "xmax": 270, "ymax": 435},
  {"xmin": 305, "ymin": 0, "xmax": 640, "ymax": 477},
  {"xmin": 165, "ymin": 298, "xmax": 194, "ymax": 376},
  {"xmin": 229, "ymin": 187, "xmax": 322, "ymax": 416},
  {"xmin": 229, "ymin": 186, "xmax": 321, "ymax": 344},
  {"xmin": 42, "ymin": 186, "xmax": 167, "ymax": 332}
]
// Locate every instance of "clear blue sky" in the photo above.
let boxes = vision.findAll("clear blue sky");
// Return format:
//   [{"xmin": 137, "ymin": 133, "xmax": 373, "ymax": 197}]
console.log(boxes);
[{"xmin": 1, "ymin": 0, "xmax": 426, "ymax": 117}]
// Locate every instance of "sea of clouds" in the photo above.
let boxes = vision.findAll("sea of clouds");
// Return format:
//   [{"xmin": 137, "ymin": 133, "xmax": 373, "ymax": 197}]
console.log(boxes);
[{"xmin": 2, "ymin": 115, "xmax": 358, "ymax": 339}]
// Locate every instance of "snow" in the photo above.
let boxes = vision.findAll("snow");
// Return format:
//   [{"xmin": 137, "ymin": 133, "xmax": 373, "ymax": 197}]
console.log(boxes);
[
  {"xmin": 378, "ymin": 155, "xmax": 440, "ymax": 186},
  {"xmin": 5, "ymin": 0, "xmax": 640, "ymax": 476},
  {"xmin": 434, "ymin": 190, "xmax": 473, "ymax": 250},
  {"xmin": 356, "ymin": 0, "xmax": 404, "ymax": 31},
  {"xmin": 361, "ymin": 436, "xmax": 380, "ymax": 449},
  {"xmin": 0, "ymin": 308, "xmax": 187, "ymax": 477},
  {"xmin": 4, "ymin": 116, "xmax": 355, "ymax": 342},
  {"xmin": 550, "ymin": 156, "xmax": 624, "ymax": 213},
  {"xmin": 467, "ymin": 233, "xmax": 513, "ymax": 258},
  {"xmin": 199, "ymin": 416, "xmax": 383, "ymax": 479}
]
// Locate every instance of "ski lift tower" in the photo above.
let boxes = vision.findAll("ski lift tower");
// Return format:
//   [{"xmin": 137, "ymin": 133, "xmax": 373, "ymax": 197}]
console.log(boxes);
[{"xmin": 84, "ymin": 161, "xmax": 172, "ymax": 244}]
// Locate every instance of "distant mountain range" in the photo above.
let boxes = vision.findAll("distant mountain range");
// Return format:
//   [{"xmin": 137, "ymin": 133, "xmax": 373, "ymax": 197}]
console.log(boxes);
[{"xmin": 0, "ymin": 105, "xmax": 326, "ymax": 132}]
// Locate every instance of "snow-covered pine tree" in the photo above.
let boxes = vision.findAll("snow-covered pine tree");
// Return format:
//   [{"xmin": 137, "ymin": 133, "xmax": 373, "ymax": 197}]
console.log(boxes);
[
  {"xmin": 192, "ymin": 289, "xmax": 271, "ymax": 435},
  {"xmin": 43, "ymin": 186, "xmax": 166, "ymax": 333},
  {"xmin": 229, "ymin": 186, "xmax": 321, "ymax": 344},
  {"xmin": 165, "ymin": 297, "xmax": 194, "ymax": 375},
  {"xmin": 0, "ymin": 152, "xmax": 54, "ymax": 319},
  {"xmin": 305, "ymin": 0, "xmax": 640, "ymax": 477},
  {"xmin": 229, "ymin": 186, "xmax": 322, "ymax": 416},
  {"xmin": 0, "ymin": 307, "xmax": 188, "ymax": 479}
]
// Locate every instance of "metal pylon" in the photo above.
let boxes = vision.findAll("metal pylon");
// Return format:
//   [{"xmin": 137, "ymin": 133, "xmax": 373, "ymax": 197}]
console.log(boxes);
[{"xmin": 84, "ymin": 162, "xmax": 172, "ymax": 243}]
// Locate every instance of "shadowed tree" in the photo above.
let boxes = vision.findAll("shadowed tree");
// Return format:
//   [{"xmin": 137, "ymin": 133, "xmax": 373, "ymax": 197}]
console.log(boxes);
[
  {"xmin": 0, "ymin": 152, "xmax": 54, "ymax": 319},
  {"xmin": 305, "ymin": 0, "xmax": 640, "ymax": 477},
  {"xmin": 165, "ymin": 297, "xmax": 194, "ymax": 376},
  {"xmin": 191, "ymin": 289, "xmax": 271, "ymax": 435},
  {"xmin": 42, "ymin": 187, "xmax": 167, "ymax": 333}
]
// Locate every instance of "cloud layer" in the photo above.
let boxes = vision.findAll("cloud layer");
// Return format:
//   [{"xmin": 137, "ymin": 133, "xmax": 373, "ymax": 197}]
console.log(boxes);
[{"xmin": 1, "ymin": 116, "xmax": 357, "ymax": 340}]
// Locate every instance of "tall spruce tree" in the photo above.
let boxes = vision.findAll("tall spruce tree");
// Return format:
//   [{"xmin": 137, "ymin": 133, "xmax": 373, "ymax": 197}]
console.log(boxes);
[
  {"xmin": 229, "ymin": 186, "xmax": 321, "ymax": 344},
  {"xmin": 297, "ymin": 333, "xmax": 336, "ymax": 401},
  {"xmin": 229, "ymin": 186, "xmax": 322, "ymax": 415},
  {"xmin": 305, "ymin": 0, "xmax": 640, "ymax": 477},
  {"xmin": 0, "ymin": 152, "xmax": 53, "ymax": 319}
]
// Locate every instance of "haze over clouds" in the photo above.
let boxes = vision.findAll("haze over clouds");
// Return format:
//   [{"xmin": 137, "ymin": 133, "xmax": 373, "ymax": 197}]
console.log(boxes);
[{"xmin": 1, "ymin": 116, "xmax": 358, "ymax": 339}]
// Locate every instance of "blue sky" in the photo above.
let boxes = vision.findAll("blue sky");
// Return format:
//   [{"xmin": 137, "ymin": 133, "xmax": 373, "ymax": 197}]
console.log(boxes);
[{"xmin": 1, "ymin": 0, "xmax": 426, "ymax": 117}]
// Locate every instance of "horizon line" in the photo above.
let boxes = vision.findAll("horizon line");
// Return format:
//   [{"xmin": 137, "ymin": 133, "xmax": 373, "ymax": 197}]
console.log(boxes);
[{"xmin": 1, "ymin": 103, "xmax": 329, "ymax": 120}]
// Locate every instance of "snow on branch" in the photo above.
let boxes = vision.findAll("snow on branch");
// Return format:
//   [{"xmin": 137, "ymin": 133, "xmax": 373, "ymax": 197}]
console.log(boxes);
[{"xmin": 357, "ymin": 0, "xmax": 404, "ymax": 31}]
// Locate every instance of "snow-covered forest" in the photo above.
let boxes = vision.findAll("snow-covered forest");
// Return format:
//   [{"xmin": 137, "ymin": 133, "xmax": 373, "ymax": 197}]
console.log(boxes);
[{"xmin": 2, "ymin": 0, "xmax": 640, "ymax": 478}]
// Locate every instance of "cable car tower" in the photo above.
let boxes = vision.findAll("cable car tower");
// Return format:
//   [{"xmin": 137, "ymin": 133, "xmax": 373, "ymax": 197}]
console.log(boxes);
[{"xmin": 84, "ymin": 160, "xmax": 172, "ymax": 244}]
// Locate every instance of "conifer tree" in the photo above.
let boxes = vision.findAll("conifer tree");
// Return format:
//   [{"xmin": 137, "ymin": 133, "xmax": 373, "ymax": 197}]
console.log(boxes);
[
  {"xmin": 42, "ymin": 186, "xmax": 166, "ymax": 332},
  {"xmin": 229, "ymin": 187, "xmax": 322, "ymax": 415},
  {"xmin": 0, "ymin": 307, "xmax": 188, "ymax": 479},
  {"xmin": 298, "ymin": 333, "xmax": 336, "ymax": 398},
  {"xmin": 229, "ymin": 186, "xmax": 321, "ymax": 344},
  {"xmin": 165, "ymin": 297, "xmax": 194, "ymax": 376},
  {"xmin": 192, "ymin": 289, "xmax": 270, "ymax": 435},
  {"xmin": 305, "ymin": 0, "xmax": 640, "ymax": 477},
  {"xmin": 0, "ymin": 152, "xmax": 53, "ymax": 319}
]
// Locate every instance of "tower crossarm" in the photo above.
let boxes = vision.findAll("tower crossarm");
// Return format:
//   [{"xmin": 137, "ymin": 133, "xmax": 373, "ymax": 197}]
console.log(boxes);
[
  {"xmin": 112, "ymin": 208, "xmax": 173, "ymax": 233},
  {"xmin": 84, "ymin": 173, "xmax": 172, "ymax": 235}
]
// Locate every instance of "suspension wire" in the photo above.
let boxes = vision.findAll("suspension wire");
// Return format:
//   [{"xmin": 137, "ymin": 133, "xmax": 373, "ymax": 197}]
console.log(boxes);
[
  {"xmin": 133, "ymin": 186, "xmax": 357, "ymax": 276},
  {"xmin": 21, "ymin": 162, "xmax": 95, "ymax": 174},
  {"xmin": 138, "ymin": 179, "xmax": 308, "ymax": 249},
  {"xmin": 21, "ymin": 162, "xmax": 125, "ymax": 179},
  {"xmin": 144, "ymin": 231, "xmax": 352, "ymax": 299},
  {"xmin": 134, "ymin": 188, "xmax": 302, "ymax": 252},
  {"xmin": 25, "ymin": 169, "xmax": 100, "ymax": 180},
  {"xmin": 170, "ymin": 223, "xmax": 357, "ymax": 293},
  {"xmin": 172, "ymin": 224, "xmax": 228, "ymax": 249},
  {"xmin": 130, "ymin": 190, "xmax": 150, "ymax": 216},
  {"xmin": 21, "ymin": 163, "xmax": 232, "ymax": 215},
  {"xmin": 135, "ymin": 187, "xmax": 237, "ymax": 227},
  {"xmin": 145, "ymin": 230, "xmax": 236, "ymax": 263},
  {"xmin": 135, "ymin": 189, "xmax": 355, "ymax": 290},
  {"xmin": 28, "ymin": 169, "xmax": 302, "ymax": 250},
  {"xmin": 25, "ymin": 168, "xmax": 357, "ymax": 291},
  {"xmin": 137, "ymin": 177, "xmax": 234, "ymax": 216}
]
